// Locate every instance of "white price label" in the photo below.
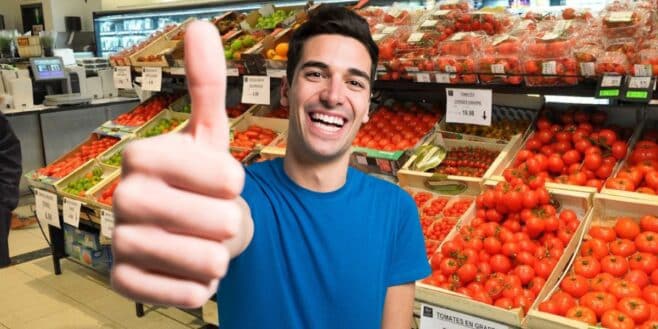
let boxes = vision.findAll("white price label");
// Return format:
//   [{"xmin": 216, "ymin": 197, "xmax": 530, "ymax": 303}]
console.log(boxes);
[
  {"xmin": 422, "ymin": 20, "xmax": 438, "ymax": 28},
  {"xmin": 443, "ymin": 0, "xmax": 459, "ymax": 5},
  {"xmin": 35, "ymin": 189, "xmax": 59, "ymax": 228},
  {"xmin": 266, "ymin": 69, "xmax": 286, "ymax": 79},
  {"xmin": 629, "ymin": 76, "xmax": 652, "ymax": 89},
  {"xmin": 601, "ymin": 75, "xmax": 623, "ymax": 87},
  {"xmin": 372, "ymin": 33, "xmax": 385, "ymax": 42},
  {"xmin": 542, "ymin": 61, "xmax": 557, "ymax": 75},
  {"xmin": 419, "ymin": 304, "xmax": 511, "ymax": 329},
  {"xmin": 142, "ymin": 67, "xmax": 162, "ymax": 92},
  {"xmin": 227, "ymin": 67, "xmax": 239, "ymax": 77},
  {"xmin": 607, "ymin": 11, "xmax": 633, "ymax": 23},
  {"xmin": 408, "ymin": 32, "xmax": 425, "ymax": 43},
  {"xmin": 444, "ymin": 65, "xmax": 457, "ymax": 73},
  {"xmin": 580, "ymin": 62, "xmax": 595, "ymax": 77},
  {"xmin": 63, "ymin": 198, "xmax": 82, "ymax": 228},
  {"xmin": 449, "ymin": 32, "xmax": 467, "ymax": 41},
  {"xmin": 355, "ymin": 155, "xmax": 368, "ymax": 166},
  {"xmin": 634, "ymin": 64, "xmax": 652, "ymax": 77},
  {"xmin": 416, "ymin": 73, "xmax": 431, "ymax": 83},
  {"xmin": 241, "ymin": 75, "xmax": 270, "ymax": 105},
  {"xmin": 113, "ymin": 66, "xmax": 132, "ymax": 89},
  {"xmin": 435, "ymin": 73, "xmax": 452, "ymax": 83},
  {"xmin": 382, "ymin": 26, "xmax": 398, "ymax": 34},
  {"xmin": 169, "ymin": 67, "xmax": 185, "ymax": 75},
  {"xmin": 405, "ymin": 67, "xmax": 420, "ymax": 72},
  {"xmin": 491, "ymin": 64, "xmax": 505, "ymax": 74},
  {"xmin": 540, "ymin": 32, "xmax": 560, "ymax": 41},
  {"xmin": 446, "ymin": 88, "xmax": 492, "ymax": 126},
  {"xmin": 388, "ymin": 8, "xmax": 401, "ymax": 18},
  {"xmin": 100, "ymin": 210, "xmax": 115, "ymax": 239},
  {"xmin": 433, "ymin": 9, "xmax": 452, "ymax": 17}
]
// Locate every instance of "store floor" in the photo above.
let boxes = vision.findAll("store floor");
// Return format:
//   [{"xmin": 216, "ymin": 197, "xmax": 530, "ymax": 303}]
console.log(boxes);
[{"xmin": 2, "ymin": 202, "xmax": 208, "ymax": 329}]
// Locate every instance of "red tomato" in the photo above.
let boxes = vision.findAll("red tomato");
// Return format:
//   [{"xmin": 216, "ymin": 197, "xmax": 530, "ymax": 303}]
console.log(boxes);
[
  {"xmin": 601, "ymin": 309, "xmax": 635, "ymax": 329},
  {"xmin": 590, "ymin": 273, "xmax": 615, "ymax": 292},
  {"xmin": 574, "ymin": 256, "xmax": 602, "ymax": 279},
  {"xmin": 609, "ymin": 279, "xmax": 642, "ymax": 299},
  {"xmin": 580, "ymin": 291, "xmax": 617, "ymax": 318},
  {"xmin": 457, "ymin": 263, "xmax": 478, "ymax": 284},
  {"xmin": 625, "ymin": 270, "xmax": 650, "ymax": 289},
  {"xmin": 565, "ymin": 306, "xmax": 597, "ymax": 325},
  {"xmin": 641, "ymin": 215, "xmax": 658, "ymax": 233},
  {"xmin": 589, "ymin": 225, "xmax": 617, "ymax": 242},
  {"xmin": 490, "ymin": 254, "xmax": 512, "ymax": 273},
  {"xmin": 560, "ymin": 274, "xmax": 590, "ymax": 298},
  {"xmin": 615, "ymin": 217, "xmax": 641, "ymax": 240},
  {"xmin": 581, "ymin": 239, "xmax": 609, "ymax": 260},
  {"xmin": 539, "ymin": 299, "xmax": 560, "ymax": 314},
  {"xmin": 636, "ymin": 232, "xmax": 658, "ymax": 254},
  {"xmin": 552, "ymin": 291, "xmax": 577, "ymax": 316},
  {"xmin": 629, "ymin": 252, "xmax": 658, "ymax": 274},
  {"xmin": 601, "ymin": 255, "xmax": 630, "ymax": 277},
  {"xmin": 644, "ymin": 285, "xmax": 658, "ymax": 305},
  {"xmin": 610, "ymin": 239, "xmax": 637, "ymax": 257},
  {"xmin": 617, "ymin": 297, "xmax": 650, "ymax": 324}
]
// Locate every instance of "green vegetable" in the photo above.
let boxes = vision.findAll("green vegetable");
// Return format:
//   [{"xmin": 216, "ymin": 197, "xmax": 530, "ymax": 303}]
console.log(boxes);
[
  {"xmin": 64, "ymin": 167, "xmax": 104, "ymax": 196},
  {"xmin": 103, "ymin": 151, "xmax": 123, "ymax": 167},
  {"xmin": 143, "ymin": 118, "xmax": 181, "ymax": 137}
]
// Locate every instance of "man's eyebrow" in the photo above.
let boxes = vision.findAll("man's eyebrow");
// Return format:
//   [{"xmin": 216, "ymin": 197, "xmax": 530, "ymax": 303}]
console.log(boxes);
[{"xmin": 300, "ymin": 61, "xmax": 371, "ymax": 82}]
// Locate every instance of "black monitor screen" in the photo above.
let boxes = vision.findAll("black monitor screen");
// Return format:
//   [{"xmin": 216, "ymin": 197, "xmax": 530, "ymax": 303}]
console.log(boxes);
[{"xmin": 30, "ymin": 57, "xmax": 66, "ymax": 81}]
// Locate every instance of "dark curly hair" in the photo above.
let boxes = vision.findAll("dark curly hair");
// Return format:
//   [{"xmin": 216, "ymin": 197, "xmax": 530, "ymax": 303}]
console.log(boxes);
[{"xmin": 286, "ymin": 5, "xmax": 379, "ymax": 86}]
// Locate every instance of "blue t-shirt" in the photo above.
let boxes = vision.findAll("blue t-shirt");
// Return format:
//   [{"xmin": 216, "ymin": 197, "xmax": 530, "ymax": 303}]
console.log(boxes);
[{"xmin": 217, "ymin": 158, "xmax": 430, "ymax": 328}]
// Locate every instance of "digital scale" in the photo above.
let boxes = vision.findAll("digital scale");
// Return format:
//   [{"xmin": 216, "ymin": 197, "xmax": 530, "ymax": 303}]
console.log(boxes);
[{"xmin": 29, "ymin": 56, "xmax": 91, "ymax": 106}]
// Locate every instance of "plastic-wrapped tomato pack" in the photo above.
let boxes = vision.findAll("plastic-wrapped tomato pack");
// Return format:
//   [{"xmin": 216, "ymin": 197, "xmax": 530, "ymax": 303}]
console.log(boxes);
[
  {"xmin": 433, "ymin": 32, "xmax": 484, "ymax": 84},
  {"xmin": 478, "ymin": 34, "xmax": 523, "ymax": 85},
  {"xmin": 522, "ymin": 28, "xmax": 577, "ymax": 86},
  {"xmin": 634, "ymin": 49, "xmax": 658, "ymax": 76},
  {"xmin": 574, "ymin": 45, "xmax": 603, "ymax": 78},
  {"xmin": 595, "ymin": 51, "xmax": 631, "ymax": 75}
]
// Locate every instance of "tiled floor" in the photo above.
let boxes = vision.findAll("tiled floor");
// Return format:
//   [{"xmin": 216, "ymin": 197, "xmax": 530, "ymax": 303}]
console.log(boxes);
[{"xmin": 2, "ymin": 217, "xmax": 208, "ymax": 329}]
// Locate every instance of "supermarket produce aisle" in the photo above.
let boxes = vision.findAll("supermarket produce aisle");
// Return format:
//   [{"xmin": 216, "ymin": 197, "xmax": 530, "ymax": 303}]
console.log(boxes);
[{"xmin": 1, "ymin": 233, "xmax": 206, "ymax": 329}]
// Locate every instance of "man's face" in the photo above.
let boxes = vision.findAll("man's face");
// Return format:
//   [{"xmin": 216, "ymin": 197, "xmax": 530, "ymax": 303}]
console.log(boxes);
[{"xmin": 282, "ymin": 34, "xmax": 372, "ymax": 162}]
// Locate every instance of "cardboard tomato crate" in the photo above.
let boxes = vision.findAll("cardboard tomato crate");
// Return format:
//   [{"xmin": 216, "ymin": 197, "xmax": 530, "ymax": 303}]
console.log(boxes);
[
  {"xmin": 260, "ymin": 131, "xmax": 287, "ymax": 160},
  {"xmin": 53, "ymin": 160, "xmax": 119, "ymax": 204},
  {"xmin": 26, "ymin": 133, "xmax": 121, "ymax": 191},
  {"xmin": 134, "ymin": 110, "xmax": 189, "ymax": 139},
  {"xmin": 437, "ymin": 104, "xmax": 538, "ymax": 145},
  {"xmin": 489, "ymin": 105, "xmax": 642, "ymax": 194},
  {"xmin": 415, "ymin": 182, "xmax": 593, "ymax": 328},
  {"xmin": 230, "ymin": 114, "xmax": 288, "ymax": 151},
  {"xmin": 601, "ymin": 119, "xmax": 658, "ymax": 202},
  {"xmin": 397, "ymin": 135, "xmax": 521, "ymax": 185},
  {"xmin": 98, "ymin": 136, "xmax": 136, "ymax": 169},
  {"xmin": 87, "ymin": 172, "xmax": 121, "ymax": 213},
  {"xmin": 525, "ymin": 192, "xmax": 656, "ymax": 329},
  {"xmin": 129, "ymin": 18, "xmax": 194, "ymax": 68}
]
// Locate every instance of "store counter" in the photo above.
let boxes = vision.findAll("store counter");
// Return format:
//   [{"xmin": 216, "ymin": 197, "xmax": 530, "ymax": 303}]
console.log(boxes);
[{"xmin": 4, "ymin": 97, "xmax": 140, "ymax": 194}]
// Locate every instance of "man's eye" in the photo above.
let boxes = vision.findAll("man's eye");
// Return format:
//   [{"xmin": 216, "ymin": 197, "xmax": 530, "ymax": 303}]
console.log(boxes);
[
  {"xmin": 305, "ymin": 71, "xmax": 323, "ymax": 79},
  {"xmin": 347, "ymin": 80, "xmax": 365, "ymax": 89}
]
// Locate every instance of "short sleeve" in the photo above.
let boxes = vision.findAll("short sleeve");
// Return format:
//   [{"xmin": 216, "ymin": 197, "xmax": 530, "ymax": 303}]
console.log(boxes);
[{"xmin": 386, "ymin": 191, "xmax": 431, "ymax": 286}]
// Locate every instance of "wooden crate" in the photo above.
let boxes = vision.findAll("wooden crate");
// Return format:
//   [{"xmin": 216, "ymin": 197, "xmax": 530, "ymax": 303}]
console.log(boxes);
[
  {"xmin": 230, "ymin": 114, "xmax": 288, "ymax": 151},
  {"xmin": 397, "ymin": 134, "xmax": 522, "ymax": 185},
  {"xmin": 87, "ymin": 172, "xmax": 121, "ymax": 212},
  {"xmin": 415, "ymin": 181, "xmax": 593, "ymax": 328},
  {"xmin": 98, "ymin": 136, "xmax": 135, "ymax": 169},
  {"xmin": 525, "ymin": 192, "xmax": 657, "ymax": 329},
  {"xmin": 601, "ymin": 119, "xmax": 658, "ymax": 202},
  {"xmin": 133, "ymin": 110, "xmax": 190, "ymax": 139},
  {"xmin": 260, "ymin": 131, "xmax": 287, "ymax": 160},
  {"xmin": 54, "ymin": 160, "xmax": 119, "ymax": 204},
  {"xmin": 130, "ymin": 18, "xmax": 194, "ymax": 68}
]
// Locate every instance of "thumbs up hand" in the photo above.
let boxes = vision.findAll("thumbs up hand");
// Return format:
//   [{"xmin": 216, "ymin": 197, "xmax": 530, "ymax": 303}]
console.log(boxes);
[{"xmin": 110, "ymin": 21, "xmax": 250, "ymax": 308}]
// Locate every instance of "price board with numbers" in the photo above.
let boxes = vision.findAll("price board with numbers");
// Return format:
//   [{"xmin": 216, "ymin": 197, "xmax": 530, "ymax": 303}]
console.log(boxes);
[
  {"xmin": 100, "ymin": 210, "xmax": 115, "ymax": 239},
  {"xmin": 35, "ymin": 189, "xmax": 60, "ymax": 228},
  {"xmin": 63, "ymin": 197, "xmax": 82, "ymax": 228},
  {"xmin": 241, "ymin": 75, "xmax": 270, "ymax": 105},
  {"xmin": 142, "ymin": 67, "xmax": 163, "ymax": 92},
  {"xmin": 445, "ymin": 88, "xmax": 492, "ymax": 126},
  {"xmin": 113, "ymin": 66, "xmax": 132, "ymax": 89}
]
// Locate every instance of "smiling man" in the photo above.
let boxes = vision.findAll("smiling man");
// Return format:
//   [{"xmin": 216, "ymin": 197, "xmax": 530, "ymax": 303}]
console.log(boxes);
[{"xmin": 111, "ymin": 6, "xmax": 429, "ymax": 329}]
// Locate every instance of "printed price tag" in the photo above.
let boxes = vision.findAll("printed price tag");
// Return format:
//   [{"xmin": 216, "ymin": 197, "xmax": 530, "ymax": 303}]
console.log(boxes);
[
  {"xmin": 490, "ymin": 64, "xmax": 505, "ymax": 74},
  {"xmin": 142, "ymin": 67, "xmax": 162, "ymax": 92},
  {"xmin": 63, "ymin": 198, "xmax": 82, "ymax": 228},
  {"xmin": 388, "ymin": 8, "xmax": 401, "ymax": 18},
  {"xmin": 100, "ymin": 210, "xmax": 115, "ymax": 239},
  {"xmin": 542, "ymin": 61, "xmax": 557, "ymax": 75},
  {"xmin": 607, "ymin": 11, "xmax": 633, "ymax": 23},
  {"xmin": 444, "ymin": 65, "xmax": 457, "ymax": 73},
  {"xmin": 433, "ymin": 9, "xmax": 452, "ymax": 17},
  {"xmin": 405, "ymin": 67, "xmax": 420, "ymax": 72},
  {"xmin": 443, "ymin": 0, "xmax": 459, "ymax": 5},
  {"xmin": 227, "ymin": 67, "xmax": 239, "ymax": 77},
  {"xmin": 445, "ymin": 88, "xmax": 492, "ymax": 126},
  {"xmin": 35, "ymin": 189, "xmax": 59, "ymax": 228},
  {"xmin": 580, "ymin": 62, "xmax": 595, "ymax": 77},
  {"xmin": 416, "ymin": 73, "xmax": 431, "ymax": 83},
  {"xmin": 382, "ymin": 26, "xmax": 398, "ymax": 34},
  {"xmin": 241, "ymin": 75, "xmax": 270, "ymax": 105},
  {"xmin": 372, "ymin": 33, "xmax": 385, "ymax": 42},
  {"xmin": 408, "ymin": 32, "xmax": 425, "ymax": 43},
  {"xmin": 634, "ymin": 64, "xmax": 652, "ymax": 77},
  {"xmin": 266, "ymin": 69, "xmax": 286, "ymax": 79},
  {"xmin": 113, "ymin": 66, "xmax": 132, "ymax": 89},
  {"xmin": 355, "ymin": 154, "xmax": 368, "ymax": 166},
  {"xmin": 435, "ymin": 73, "xmax": 452, "ymax": 83},
  {"xmin": 628, "ymin": 76, "xmax": 652, "ymax": 89},
  {"xmin": 169, "ymin": 67, "xmax": 185, "ymax": 75},
  {"xmin": 601, "ymin": 75, "xmax": 623, "ymax": 88},
  {"xmin": 421, "ymin": 20, "xmax": 438, "ymax": 28},
  {"xmin": 419, "ymin": 303, "xmax": 511, "ymax": 329}
]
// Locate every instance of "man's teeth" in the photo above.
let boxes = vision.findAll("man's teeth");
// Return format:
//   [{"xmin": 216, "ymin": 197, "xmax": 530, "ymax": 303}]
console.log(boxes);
[{"xmin": 310, "ymin": 113, "xmax": 345, "ymax": 127}]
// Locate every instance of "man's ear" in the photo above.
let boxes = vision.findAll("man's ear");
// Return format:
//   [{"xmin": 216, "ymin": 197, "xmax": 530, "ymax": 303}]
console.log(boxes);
[
  {"xmin": 280, "ymin": 78, "xmax": 289, "ymax": 107},
  {"xmin": 362, "ymin": 111, "xmax": 369, "ymax": 123}
]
